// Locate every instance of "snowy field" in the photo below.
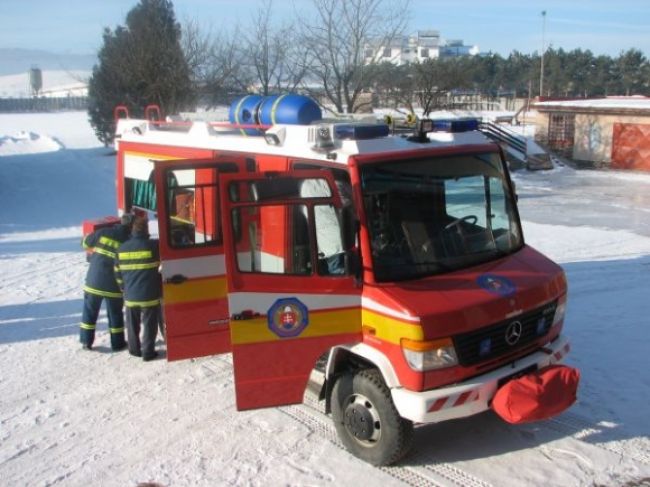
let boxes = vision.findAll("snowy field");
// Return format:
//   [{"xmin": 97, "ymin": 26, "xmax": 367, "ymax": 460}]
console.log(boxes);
[
  {"xmin": 0, "ymin": 111, "xmax": 649, "ymax": 486},
  {"xmin": 0, "ymin": 70, "xmax": 89, "ymax": 98}
]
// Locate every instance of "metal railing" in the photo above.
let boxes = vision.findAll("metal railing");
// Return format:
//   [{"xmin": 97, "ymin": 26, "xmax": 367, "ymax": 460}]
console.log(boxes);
[{"xmin": 479, "ymin": 121, "xmax": 527, "ymax": 155}]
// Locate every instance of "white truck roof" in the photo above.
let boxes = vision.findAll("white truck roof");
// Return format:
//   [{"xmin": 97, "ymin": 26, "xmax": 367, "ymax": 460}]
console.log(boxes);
[{"xmin": 116, "ymin": 118, "xmax": 495, "ymax": 165}]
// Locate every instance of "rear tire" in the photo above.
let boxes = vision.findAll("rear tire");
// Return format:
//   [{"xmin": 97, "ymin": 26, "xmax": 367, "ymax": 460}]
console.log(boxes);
[{"xmin": 331, "ymin": 368, "xmax": 413, "ymax": 465}]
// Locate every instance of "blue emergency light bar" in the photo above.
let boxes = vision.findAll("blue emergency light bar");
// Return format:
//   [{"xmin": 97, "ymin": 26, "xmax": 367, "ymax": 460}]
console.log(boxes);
[
  {"xmin": 430, "ymin": 118, "xmax": 479, "ymax": 133},
  {"xmin": 408, "ymin": 117, "xmax": 480, "ymax": 142},
  {"xmin": 334, "ymin": 124, "xmax": 390, "ymax": 140}
]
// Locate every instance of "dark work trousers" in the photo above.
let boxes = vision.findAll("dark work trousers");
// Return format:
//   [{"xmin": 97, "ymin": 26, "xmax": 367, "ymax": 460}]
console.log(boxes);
[
  {"xmin": 80, "ymin": 292, "xmax": 126, "ymax": 350},
  {"xmin": 158, "ymin": 304, "xmax": 166, "ymax": 341},
  {"xmin": 126, "ymin": 305, "xmax": 159, "ymax": 359}
]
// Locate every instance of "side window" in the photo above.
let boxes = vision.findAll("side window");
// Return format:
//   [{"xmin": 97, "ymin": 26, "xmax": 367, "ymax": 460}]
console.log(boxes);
[
  {"xmin": 166, "ymin": 168, "xmax": 218, "ymax": 248},
  {"xmin": 488, "ymin": 178, "xmax": 520, "ymax": 249},
  {"xmin": 126, "ymin": 176, "xmax": 158, "ymax": 211},
  {"xmin": 488, "ymin": 178, "xmax": 508, "ymax": 230},
  {"xmin": 164, "ymin": 164, "xmax": 238, "ymax": 248},
  {"xmin": 229, "ymin": 174, "xmax": 351, "ymax": 277},
  {"xmin": 235, "ymin": 203, "xmax": 311, "ymax": 275},
  {"xmin": 314, "ymin": 203, "xmax": 346, "ymax": 275},
  {"xmin": 293, "ymin": 163, "xmax": 356, "ymax": 276},
  {"xmin": 300, "ymin": 180, "xmax": 345, "ymax": 273}
]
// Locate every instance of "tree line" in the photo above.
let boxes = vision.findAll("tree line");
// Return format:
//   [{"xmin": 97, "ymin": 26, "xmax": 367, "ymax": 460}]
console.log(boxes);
[
  {"xmin": 370, "ymin": 47, "xmax": 649, "ymax": 115},
  {"xmin": 88, "ymin": 0, "xmax": 650, "ymax": 144},
  {"xmin": 449, "ymin": 47, "xmax": 649, "ymax": 98}
]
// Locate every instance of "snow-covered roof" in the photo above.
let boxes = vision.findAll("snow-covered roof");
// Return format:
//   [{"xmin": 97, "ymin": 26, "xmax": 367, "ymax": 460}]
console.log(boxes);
[{"xmin": 534, "ymin": 96, "xmax": 650, "ymax": 113}]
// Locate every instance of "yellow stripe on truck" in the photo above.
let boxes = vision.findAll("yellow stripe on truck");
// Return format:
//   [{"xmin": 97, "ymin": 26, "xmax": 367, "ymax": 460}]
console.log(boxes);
[
  {"xmin": 361, "ymin": 308, "xmax": 423, "ymax": 345},
  {"xmin": 163, "ymin": 276, "xmax": 227, "ymax": 304},
  {"xmin": 230, "ymin": 308, "xmax": 361, "ymax": 345},
  {"xmin": 123, "ymin": 151, "xmax": 183, "ymax": 161}
]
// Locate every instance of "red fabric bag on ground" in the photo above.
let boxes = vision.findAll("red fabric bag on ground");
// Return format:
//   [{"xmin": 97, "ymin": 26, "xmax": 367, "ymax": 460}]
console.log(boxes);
[{"xmin": 492, "ymin": 364, "xmax": 580, "ymax": 424}]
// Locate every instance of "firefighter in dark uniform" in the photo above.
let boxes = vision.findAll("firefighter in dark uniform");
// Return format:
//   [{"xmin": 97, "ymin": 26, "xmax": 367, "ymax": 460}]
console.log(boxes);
[
  {"xmin": 114, "ymin": 216, "xmax": 161, "ymax": 361},
  {"xmin": 80, "ymin": 213, "xmax": 134, "ymax": 351}
]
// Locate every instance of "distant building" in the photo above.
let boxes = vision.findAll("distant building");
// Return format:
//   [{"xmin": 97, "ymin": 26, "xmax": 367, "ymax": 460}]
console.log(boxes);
[
  {"xmin": 364, "ymin": 30, "xmax": 478, "ymax": 65},
  {"xmin": 439, "ymin": 40, "xmax": 480, "ymax": 58},
  {"xmin": 533, "ymin": 97, "xmax": 650, "ymax": 172}
]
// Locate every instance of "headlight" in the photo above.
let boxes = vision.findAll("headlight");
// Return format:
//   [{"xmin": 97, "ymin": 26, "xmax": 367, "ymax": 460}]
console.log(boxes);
[
  {"xmin": 553, "ymin": 295, "xmax": 567, "ymax": 326},
  {"xmin": 401, "ymin": 337, "xmax": 458, "ymax": 371}
]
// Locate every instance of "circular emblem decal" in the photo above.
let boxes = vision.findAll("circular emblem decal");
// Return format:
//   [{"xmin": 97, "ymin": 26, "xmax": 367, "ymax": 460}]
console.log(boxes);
[
  {"xmin": 267, "ymin": 297, "xmax": 309, "ymax": 338},
  {"xmin": 505, "ymin": 321, "xmax": 523, "ymax": 346},
  {"xmin": 477, "ymin": 274, "xmax": 516, "ymax": 297}
]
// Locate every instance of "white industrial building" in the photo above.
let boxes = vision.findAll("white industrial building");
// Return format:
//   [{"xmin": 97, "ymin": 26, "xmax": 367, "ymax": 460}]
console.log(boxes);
[{"xmin": 364, "ymin": 30, "xmax": 479, "ymax": 65}]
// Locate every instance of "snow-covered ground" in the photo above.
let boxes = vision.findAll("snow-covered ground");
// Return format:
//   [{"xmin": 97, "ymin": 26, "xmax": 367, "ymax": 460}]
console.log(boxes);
[
  {"xmin": 0, "ymin": 71, "xmax": 89, "ymax": 98},
  {"xmin": 0, "ymin": 112, "xmax": 649, "ymax": 486}
]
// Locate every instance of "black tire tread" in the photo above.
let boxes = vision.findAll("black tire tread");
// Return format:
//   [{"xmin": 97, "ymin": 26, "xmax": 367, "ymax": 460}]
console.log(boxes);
[
  {"xmin": 331, "ymin": 367, "xmax": 414, "ymax": 466},
  {"xmin": 359, "ymin": 368, "xmax": 414, "ymax": 465}
]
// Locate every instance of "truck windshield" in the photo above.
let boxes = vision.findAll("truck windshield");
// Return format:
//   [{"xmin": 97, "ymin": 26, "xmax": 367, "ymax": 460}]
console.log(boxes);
[{"xmin": 361, "ymin": 152, "xmax": 523, "ymax": 282}]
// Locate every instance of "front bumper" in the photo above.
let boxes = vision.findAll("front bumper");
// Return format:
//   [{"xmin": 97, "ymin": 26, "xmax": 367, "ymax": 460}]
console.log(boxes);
[{"xmin": 391, "ymin": 335, "xmax": 571, "ymax": 424}]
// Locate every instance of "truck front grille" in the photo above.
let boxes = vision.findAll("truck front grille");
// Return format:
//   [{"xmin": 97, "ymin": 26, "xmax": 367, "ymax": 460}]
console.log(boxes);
[{"xmin": 453, "ymin": 301, "xmax": 557, "ymax": 367}]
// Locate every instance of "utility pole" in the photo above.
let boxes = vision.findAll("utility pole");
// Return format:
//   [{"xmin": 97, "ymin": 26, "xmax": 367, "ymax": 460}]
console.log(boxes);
[{"xmin": 539, "ymin": 10, "xmax": 546, "ymax": 98}]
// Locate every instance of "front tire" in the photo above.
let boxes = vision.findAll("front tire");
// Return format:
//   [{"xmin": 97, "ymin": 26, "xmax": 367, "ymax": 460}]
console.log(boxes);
[{"xmin": 331, "ymin": 368, "xmax": 413, "ymax": 465}]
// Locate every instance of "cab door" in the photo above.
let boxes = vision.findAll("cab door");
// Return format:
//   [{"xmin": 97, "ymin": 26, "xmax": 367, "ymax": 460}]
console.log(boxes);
[
  {"xmin": 153, "ymin": 156, "xmax": 246, "ymax": 360},
  {"xmin": 220, "ymin": 171, "xmax": 362, "ymax": 410}
]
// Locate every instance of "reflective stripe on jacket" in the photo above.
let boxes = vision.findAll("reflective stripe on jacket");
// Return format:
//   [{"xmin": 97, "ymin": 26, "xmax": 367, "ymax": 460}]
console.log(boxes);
[
  {"xmin": 115, "ymin": 232, "xmax": 161, "ymax": 307},
  {"xmin": 83, "ymin": 224, "xmax": 131, "ymax": 295}
]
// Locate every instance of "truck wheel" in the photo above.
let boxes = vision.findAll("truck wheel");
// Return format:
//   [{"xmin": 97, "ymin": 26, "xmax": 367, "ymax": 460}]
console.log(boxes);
[{"xmin": 331, "ymin": 368, "xmax": 413, "ymax": 466}]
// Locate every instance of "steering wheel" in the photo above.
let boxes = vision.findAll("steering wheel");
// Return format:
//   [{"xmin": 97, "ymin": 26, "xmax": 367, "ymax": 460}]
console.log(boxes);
[
  {"xmin": 443, "ymin": 215, "xmax": 478, "ymax": 255},
  {"xmin": 444, "ymin": 215, "xmax": 478, "ymax": 230}
]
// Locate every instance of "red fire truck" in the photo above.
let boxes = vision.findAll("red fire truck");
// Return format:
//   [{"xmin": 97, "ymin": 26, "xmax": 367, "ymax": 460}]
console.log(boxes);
[{"xmin": 103, "ymin": 94, "xmax": 574, "ymax": 465}]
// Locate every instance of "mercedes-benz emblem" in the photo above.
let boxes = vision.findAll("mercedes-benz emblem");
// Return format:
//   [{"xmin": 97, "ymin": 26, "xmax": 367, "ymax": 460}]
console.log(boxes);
[{"xmin": 505, "ymin": 321, "xmax": 523, "ymax": 346}]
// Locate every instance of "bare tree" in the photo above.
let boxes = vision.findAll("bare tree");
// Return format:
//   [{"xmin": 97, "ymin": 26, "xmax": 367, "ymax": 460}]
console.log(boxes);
[
  {"xmin": 412, "ymin": 58, "xmax": 470, "ymax": 115},
  {"xmin": 244, "ymin": 0, "xmax": 306, "ymax": 95},
  {"xmin": 369, "ymin": 62, "xmax": 416, "ymax": 114},
  {"xmin": 182, "ymin": 20, "xmax": 252, "ymax": 107},
  {"xmin": 296, "ymin": 0, "xmax": 410, "ymax": 114}
]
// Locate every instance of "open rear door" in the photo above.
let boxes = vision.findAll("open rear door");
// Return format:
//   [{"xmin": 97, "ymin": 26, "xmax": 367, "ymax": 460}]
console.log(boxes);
[
  {"xmin": 220, "ymin": 170, "xmax": 362, "ymax": 410},
  {"xmin": 153, "ymin": 156, "xmax": 246, "ymax": 360}
]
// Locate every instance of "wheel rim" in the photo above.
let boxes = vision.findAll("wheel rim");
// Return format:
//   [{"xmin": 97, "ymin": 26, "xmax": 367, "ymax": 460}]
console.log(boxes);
[{"xmin": 343, "ymin": 393, "xmax": 381, "ymax": 446}]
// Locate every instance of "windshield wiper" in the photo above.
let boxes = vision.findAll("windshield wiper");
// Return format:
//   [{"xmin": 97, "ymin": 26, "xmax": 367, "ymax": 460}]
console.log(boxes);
[{"xmin": 464, "ymin": 247, "xmax": 515, "ymax": 263}]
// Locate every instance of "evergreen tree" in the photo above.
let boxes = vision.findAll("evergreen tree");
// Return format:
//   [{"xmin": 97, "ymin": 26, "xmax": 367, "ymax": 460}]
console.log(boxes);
[
  {"xmin": 617, "ymin": 49, "xmax": 648, "ymax": 96},
  {"xmin": 88, "ymin": 0, "xmax": 193, "ymax": 145}
]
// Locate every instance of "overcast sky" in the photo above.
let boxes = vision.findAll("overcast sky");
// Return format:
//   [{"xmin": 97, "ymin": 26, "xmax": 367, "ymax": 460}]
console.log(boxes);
[{"xmin": 1, "ymin": 0, "xmax": 649, "ymax": 57}]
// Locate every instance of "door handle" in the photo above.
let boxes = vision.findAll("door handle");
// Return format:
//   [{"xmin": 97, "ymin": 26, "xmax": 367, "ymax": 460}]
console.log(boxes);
[
  {"xmin": 231, "ymin": 310, "xmax": 261, "ymax": 321},
  {"xmin": 165, "ymin": 274, "xmax": 188, "ymax": 285}
]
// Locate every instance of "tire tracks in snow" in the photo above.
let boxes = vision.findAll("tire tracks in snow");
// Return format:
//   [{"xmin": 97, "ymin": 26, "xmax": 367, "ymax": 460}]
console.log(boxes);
[
  {"xmin": 202, "ymin": 356, "xmax": 492, "ymax": 487},
  {"xmin": 1, "ymin": 252, "xmax": 83, "ymax": 303},
  {"xmin": 7, "ymin": 261, "xmax": 73, "ymax": 284},
  {"xmin": 211, "ymin": 357, "xmax": 650, "ymax": 481},
  {"xmin": 543, "ymin": 411, "xmax": 650, "ymax": 466},
  {"xmin": 279, "ymin": 379, "xmax": 492, "ymax": 487}
]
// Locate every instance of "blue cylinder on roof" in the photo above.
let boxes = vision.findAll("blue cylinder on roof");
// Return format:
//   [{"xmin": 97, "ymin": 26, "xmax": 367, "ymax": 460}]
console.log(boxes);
[
  {"xmin": 257, "ymin": 94, "xmax": 322, "ymax": 126},
  {"xmin": 229, "ymin": 94, "xmax": 264, "ymax": 135}
]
